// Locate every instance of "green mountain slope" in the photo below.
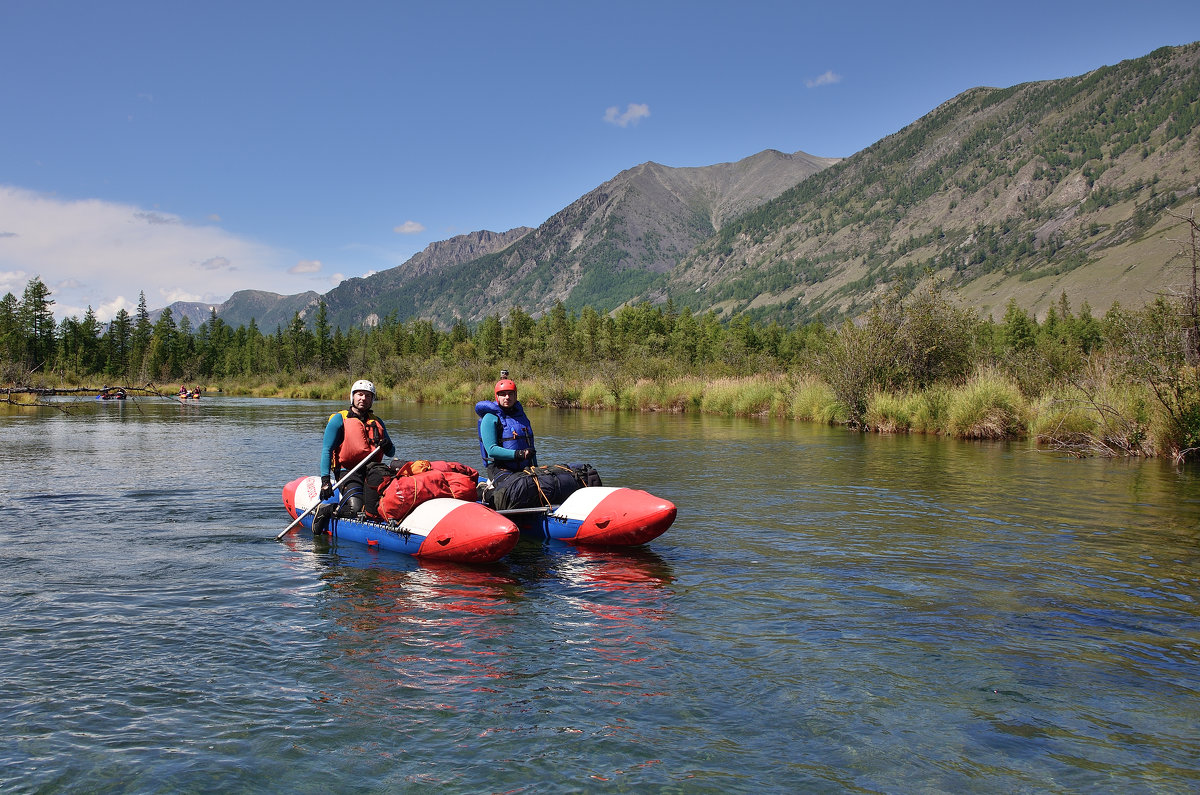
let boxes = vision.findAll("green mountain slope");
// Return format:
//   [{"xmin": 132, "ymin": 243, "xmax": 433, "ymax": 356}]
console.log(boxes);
[
  {"xmin": 295, "ymin": 149, "xmax": 835, "ymax": 327},
  {"xmin": 192, "ymin": 42, "xmax": 1200, "ymax": 331},
  {"xmin": 662, "ymin": 43, "xmax": 1200, "ymax": 322}
]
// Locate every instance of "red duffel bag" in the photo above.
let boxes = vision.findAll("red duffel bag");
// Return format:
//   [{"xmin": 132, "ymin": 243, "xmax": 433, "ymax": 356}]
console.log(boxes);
[{"xmin": 375, "ymin": 470, "xmax": 454, "ymax": 520}]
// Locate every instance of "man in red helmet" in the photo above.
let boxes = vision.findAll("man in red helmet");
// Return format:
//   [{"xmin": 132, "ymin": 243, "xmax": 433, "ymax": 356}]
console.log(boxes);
[{"xmin": 475, "ymin": 374, "xmax": 537, "ymax": 478}]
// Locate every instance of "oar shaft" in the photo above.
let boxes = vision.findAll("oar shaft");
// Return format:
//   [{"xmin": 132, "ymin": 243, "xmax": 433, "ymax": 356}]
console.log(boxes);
[{"xmin": 274, "ymin": 448, "xmax": 380, "ymax": 541}]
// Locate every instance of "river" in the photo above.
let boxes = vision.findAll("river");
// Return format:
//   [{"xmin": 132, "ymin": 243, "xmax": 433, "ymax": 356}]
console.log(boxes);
[{"xmin": 1, "ymin": 395, "xmax": 1198, "ymax": 793}]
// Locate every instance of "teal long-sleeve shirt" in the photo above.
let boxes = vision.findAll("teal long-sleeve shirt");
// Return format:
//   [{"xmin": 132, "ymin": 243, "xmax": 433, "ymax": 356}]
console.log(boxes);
[{"xmin": 320, "ymin": 410, "xmax": 395, "ymax": 477}]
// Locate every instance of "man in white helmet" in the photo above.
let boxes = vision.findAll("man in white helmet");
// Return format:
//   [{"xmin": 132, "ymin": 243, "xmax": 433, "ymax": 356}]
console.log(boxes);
[{"xmin": 312, "ymin": 378, "xmax": 396, "ymax": 534}]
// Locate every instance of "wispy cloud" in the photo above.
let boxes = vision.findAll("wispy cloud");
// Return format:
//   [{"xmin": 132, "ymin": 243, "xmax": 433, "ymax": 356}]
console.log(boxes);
[
  {"xmin": 289, "ymin": 259, "xmax": 322, "ymax": 274},
  {"xmin": 394, "ymin": 220, "xmax": 425, "ymax": 234},
  {"xmin": 603, "ymin": 103, "xmax": 651, "ymax": 127},
  {"xmin": 0, "ymin": 185, "xmax": 291, "ymax": 321},
  {"xmin": 806, "ymin": 70, "xmax": 842, "ymax": 88},
  {"xmin": 199, "ymin": 256, "xmax": 233, "ymax": 271},
  {"xmin": 134, "ymin": 211, "xmax": 176, "ymax": 225}
]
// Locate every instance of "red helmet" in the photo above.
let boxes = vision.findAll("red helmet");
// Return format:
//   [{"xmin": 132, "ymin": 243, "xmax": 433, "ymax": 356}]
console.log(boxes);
[{"xmin": 494, "ymin": 378, "xmax": 517, "ymax": 394}]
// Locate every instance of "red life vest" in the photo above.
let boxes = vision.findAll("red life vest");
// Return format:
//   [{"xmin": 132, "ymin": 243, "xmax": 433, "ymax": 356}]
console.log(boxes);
[{"xmin": 332, "ymin": 410, "xmax": 385, "ymax": 470}]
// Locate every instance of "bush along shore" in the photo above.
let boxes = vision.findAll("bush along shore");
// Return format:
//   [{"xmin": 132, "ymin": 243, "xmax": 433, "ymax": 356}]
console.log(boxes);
[
  {"xmin": 208, "ymin": 363, "xmax": 1173, "ymax": 461},
  {"xmin": 5, "ymin": 249, "xmax": 1200, "ymax": 462}
]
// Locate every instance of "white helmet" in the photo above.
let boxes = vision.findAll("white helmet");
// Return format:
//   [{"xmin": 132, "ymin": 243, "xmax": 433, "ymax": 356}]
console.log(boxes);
[{"xmin": 350, "ymin": 379, "xmax": 376, "ymax": 399}]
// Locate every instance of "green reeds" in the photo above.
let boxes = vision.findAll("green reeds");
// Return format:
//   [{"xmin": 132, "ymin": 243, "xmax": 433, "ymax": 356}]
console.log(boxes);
[
  {"xmin": 699, "ymin": 376, "xmax": 778, "ymax": 416},
  {"xmin": 789, "ymin": 376, "xmax": 844, "ymax": 424},
  {"xmin": 945, "ymin": 368, "xmax": 1028, "ymax": 439}
]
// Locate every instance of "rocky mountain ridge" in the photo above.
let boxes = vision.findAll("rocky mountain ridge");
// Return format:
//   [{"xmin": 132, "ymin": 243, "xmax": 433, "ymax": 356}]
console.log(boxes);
[{"xmin": 159, "ymin": 41, "xmax": 1200, "ymax": 329}]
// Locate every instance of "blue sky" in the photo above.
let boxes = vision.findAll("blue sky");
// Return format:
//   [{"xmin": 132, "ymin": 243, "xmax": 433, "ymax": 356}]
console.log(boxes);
[{"xmin": 2, "ymin": 1, "xmax": 1198, "ymax": 322}]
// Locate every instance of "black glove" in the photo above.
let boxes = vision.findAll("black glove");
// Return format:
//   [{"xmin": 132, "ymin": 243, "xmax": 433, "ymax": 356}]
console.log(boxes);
[
  {"xmin": 319, "ymin": 475, "xmax": 333, "ymax": 501},
  {"xmin": 518, "ymin": 448, "xmax": 533, "ymax": 461}
]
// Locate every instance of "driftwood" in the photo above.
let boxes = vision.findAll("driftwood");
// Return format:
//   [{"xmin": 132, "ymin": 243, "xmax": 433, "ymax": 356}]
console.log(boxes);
[{"xmin": 1, "ymin": 383, "xmax": 176, "ymax": 411}]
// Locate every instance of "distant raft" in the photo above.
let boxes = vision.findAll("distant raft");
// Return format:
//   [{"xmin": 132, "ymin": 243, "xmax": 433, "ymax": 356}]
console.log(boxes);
[{"xmin": 282, "ymin": 475, "xmax": 520, "ymax": 563}]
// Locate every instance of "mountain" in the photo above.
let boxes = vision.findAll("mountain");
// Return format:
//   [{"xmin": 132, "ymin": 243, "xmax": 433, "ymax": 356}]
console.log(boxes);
[
  {"xmin": 154, "ymin": 290, "xmax": 321, "ymax": 333},
  {"xmin": 167, "ymin": 42, "xmax": 1200, "ymax": 330},
  {"xmin": 218, "ymin": 290, "xmax": 324, "ymax": 331},
  {"xmin": 314, "ymin": 149, "xmax": 837, "ymax": 326},
  {"xmin": 321, "ymin": 228, "xmax": 533, "ymax": 329},
  {"xmin": 149, "ymin": 301, "xmax": 215, "ymax": 328},
  {"xmin": 658, "ymin": 43, "xmax": 1200, "ymax": 322}
]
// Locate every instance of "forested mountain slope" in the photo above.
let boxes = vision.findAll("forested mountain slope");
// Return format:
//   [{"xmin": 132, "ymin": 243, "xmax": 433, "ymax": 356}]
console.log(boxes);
[
  {"xmin": 327, "ymin": 148, "xmax": 838, "ymax": 325},
  {"xmin": 190, "ymin": 42, "xmax": 1200, "ymax": 331},
  {"xmin": 661, "ymin": 43, "xmax": 1200, "ymax": 322}
]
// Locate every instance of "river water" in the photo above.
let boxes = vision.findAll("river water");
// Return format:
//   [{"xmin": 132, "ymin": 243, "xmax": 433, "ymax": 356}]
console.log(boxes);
[{"xmin": 1, "ymin": 395, "xmax": 1198, "ymax": 793}]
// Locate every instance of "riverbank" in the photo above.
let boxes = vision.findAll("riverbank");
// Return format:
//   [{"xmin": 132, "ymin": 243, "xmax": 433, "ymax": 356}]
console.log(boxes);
[
  {"xmin": 7, "ymin": 361, "xmax": 1177, "ymax": 459},
  {"xmin": 209, "ymin": 366, "xmax": 1171, "ymax": 460}
]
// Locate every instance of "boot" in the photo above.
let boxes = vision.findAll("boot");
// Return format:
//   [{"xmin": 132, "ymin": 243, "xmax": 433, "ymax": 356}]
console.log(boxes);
[
  {"xmin": 311, "ymin": 502, "xmax": 335, "ymax": 535},
  {"xmin": 339, "ymin": 495, "xmax": 363, "ymax": 519}
]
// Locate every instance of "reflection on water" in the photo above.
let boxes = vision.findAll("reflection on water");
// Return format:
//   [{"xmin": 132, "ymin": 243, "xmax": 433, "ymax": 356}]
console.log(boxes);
[
  {"xmin": 2, "ymin": 398, "xmax": 1199, "ymax": 792},
  {"xmin": 280, "ymin": 534, "xmax": 676, "ymax": 709}
]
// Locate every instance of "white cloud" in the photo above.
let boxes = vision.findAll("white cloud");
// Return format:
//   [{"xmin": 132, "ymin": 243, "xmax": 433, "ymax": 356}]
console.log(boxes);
[
  {"xmin": 161, "ymin": 287, "xmax": 206, "ymax": 304},
  {"xmin": 806, "ymin": 70, "xmax": 842, "ymax": 88},
  {"xmin": 199, "ymin": 256, "xmax": 233, "ymax": 271},
  {"xmin": 329, "ymin": 272, "xmax": 347, "ymax": 286},
  {"xmin": 96, "ymin": 296, "xmax": 136, "ymax": 319},
  {"xmin": 393, "ymin": 220, "xmax": 425, "ymax": 234},
  {"xmin": 0, "ymin": 185, "xmax": 292, "ymax": 321},
  {"xmin": 289, "ymin": 259, "xmax": 322, "ymax": 274},
  {"xmin": 1, "ymin": 269, "xmax": 30, "ymax": 295},
  {"xmin": 603, "ymin": 103, "xmax": 651, "ymax": 128}
]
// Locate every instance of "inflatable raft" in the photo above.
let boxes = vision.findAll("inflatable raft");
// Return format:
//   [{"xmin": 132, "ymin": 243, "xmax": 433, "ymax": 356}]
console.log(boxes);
[
  {"xmin": 282, "ymin": 476, "xmax": 519, "ymax": 563},
  {"xmin": 498, "ymin": 486, "xmax": 676, "ymax": 546}
]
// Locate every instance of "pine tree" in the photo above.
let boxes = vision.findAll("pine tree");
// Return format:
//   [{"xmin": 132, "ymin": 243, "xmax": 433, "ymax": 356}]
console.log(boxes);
[
  {"xmin": 131, "ymin": 292, "xmax": 153, "ymax": 379},
  {"xmin": 19, "ymin": 277, "xmax": 56, "ymax": 372}
]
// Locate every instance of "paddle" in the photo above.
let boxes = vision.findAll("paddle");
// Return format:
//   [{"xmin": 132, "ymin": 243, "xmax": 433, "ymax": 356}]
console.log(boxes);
[{"xmin": 274, "ymin": 448, "xmax": 380, "ymax": 541}]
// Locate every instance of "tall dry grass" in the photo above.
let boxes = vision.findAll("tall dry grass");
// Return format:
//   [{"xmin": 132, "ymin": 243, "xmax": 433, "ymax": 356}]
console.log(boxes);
[{"xmin": 945, "ymin": 368, "xmax": 1028, "ymax": 439}]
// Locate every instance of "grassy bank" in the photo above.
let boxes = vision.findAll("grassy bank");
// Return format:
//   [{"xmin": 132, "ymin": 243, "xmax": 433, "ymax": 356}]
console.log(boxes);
[{"xmin": 209, "ymin": 364, "xmax": 1182, "ymax": 459}]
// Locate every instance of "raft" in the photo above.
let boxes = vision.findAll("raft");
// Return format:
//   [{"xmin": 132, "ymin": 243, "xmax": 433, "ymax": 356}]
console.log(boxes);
[
  {"xmin": 498, "ymin": 486, "xmax": 677, "ymax": 546},
  {"xmin": 282, "ymin": 476, "xmax": 519, "ymax": 563}
]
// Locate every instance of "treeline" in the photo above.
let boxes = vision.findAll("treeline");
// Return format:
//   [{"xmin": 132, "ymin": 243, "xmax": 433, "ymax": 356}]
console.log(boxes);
[
  {"xmin": 4, "ymin": 266, "xmax": 1200, "ymax": 461},
  {"xmin": 1, "ymin": 276, "xmax": 1103, "ymax": 386}
]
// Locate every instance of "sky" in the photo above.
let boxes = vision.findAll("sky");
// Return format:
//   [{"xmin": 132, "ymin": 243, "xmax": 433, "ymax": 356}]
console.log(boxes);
[{"xmin": 2, "ymin": 1, "xmax": 1199, "ymax": 322}]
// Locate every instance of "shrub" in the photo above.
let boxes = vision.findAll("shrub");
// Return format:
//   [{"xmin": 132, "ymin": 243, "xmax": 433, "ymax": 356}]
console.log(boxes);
[
  {"xmin": 699, "ymin": 377, "xmax": 776, "ymax": 416},
  {"xmin": 1030, "ymin": 394, "xmax": 1101, "ymax": 447},
  {"xmin": 865, "ymin": 391, "xmax": 916, "ymax": 433},
  {"xmin": 789, "ymin": 376, "xmax": 840, "ymax": 423},
  {"xmin": 578, "ymin": 380, "xmax": 617, "ymax": 409},
  {"xmin": 946, "ymin": 368, "xmax": 1027, "ymax": 439},
  {"xmin": 1151, "ymin": 365, "xmax": 1200, "ymax": 461},
  {"xmin": 910, "ymin": 386, "xmax": 951, "ymax": 433}
]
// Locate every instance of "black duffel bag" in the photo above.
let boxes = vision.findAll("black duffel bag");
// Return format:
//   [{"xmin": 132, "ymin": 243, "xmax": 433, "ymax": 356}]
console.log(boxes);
[{"xmin": 492, "ymin": 463, "xmax": 601, "ymax": 510}]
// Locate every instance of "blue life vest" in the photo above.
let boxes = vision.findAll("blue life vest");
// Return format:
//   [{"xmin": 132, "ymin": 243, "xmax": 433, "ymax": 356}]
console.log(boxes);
[{"xmin": 475, "ymin": 400, "xmax": 535, "ymax": 471}]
